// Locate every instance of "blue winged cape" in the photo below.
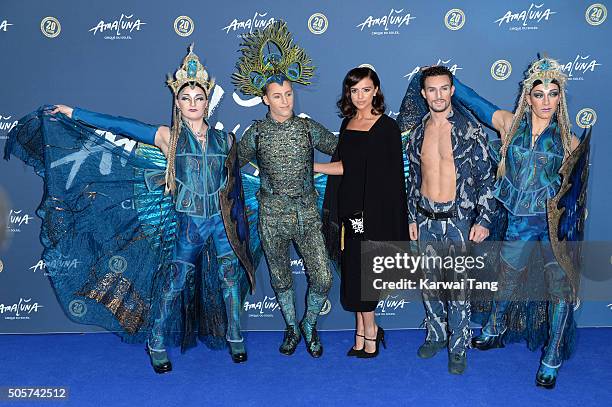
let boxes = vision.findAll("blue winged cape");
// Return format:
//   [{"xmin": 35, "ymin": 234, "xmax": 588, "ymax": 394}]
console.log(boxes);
[{"xmin": 4, "ymin": 107, "xmax": 248, "ymax": 351}]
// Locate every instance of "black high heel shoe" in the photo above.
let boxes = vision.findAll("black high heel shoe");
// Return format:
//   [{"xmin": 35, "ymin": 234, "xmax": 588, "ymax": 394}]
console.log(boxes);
[
  {"xmin": 357, "ymin": 327, "xmax": 386, "ymax": 358},
  {"xmin": 347, "ymin": 333, "xmax": 365, "ymax": 357}
]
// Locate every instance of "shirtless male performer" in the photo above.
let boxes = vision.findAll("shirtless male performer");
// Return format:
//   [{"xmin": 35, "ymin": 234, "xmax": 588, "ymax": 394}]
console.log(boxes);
[{"xmin": 401, "ymin": 66, "xmax": 497, "ymax": 374}]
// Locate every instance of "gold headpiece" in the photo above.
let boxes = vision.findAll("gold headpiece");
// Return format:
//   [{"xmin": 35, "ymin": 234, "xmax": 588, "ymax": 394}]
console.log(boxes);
[
  {"xmin": 232, "ymin": 20, "xmax": 314, "ymax": 97},
  {"xmin": 522, "ymin": 57, "xmax": 567, "ymax": 91},
  {"xmin": 167, "ymin": 44, "xmax": 215, "ymax": 97}
]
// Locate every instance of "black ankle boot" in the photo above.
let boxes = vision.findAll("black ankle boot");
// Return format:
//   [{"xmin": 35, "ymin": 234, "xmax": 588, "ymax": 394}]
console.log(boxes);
[
  {"xmin": 448, "ymin": 352, "xmax": 467, "ymax": 375},
  {"xmin": 417, "ymin": 339, "xmax": 447, "ymax": 359},
  {"xmin": 299, "ymin": 320, "xmax": 323, "ymax": 358},
  {"xmin": 279, "ymin": 326, "xmax": 301, "ymax": 356}
]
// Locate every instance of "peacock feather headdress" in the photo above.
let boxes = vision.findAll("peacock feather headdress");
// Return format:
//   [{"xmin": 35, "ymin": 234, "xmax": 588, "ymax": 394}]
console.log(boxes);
[{"xmin": 232, "ymin": 20, "xmax": 314, "ymax": 97}]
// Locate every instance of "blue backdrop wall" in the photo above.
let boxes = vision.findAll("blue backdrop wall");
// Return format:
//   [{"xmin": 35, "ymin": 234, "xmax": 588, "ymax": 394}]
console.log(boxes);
[{"xmin": 1, "ymin": 0, "xmax": 611, "ymax": 334}]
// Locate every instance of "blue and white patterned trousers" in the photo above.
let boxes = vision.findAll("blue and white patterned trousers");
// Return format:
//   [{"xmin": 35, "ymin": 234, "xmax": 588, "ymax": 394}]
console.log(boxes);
[{"xmin": 416, "ymin": 196, "xmax": 472, "ymax": 355}]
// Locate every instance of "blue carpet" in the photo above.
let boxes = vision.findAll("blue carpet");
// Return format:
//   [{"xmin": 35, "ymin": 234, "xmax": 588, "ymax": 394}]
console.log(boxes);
[{"xmin": 1, "ymin": 328, "xmax": 611, "ymax": 407}]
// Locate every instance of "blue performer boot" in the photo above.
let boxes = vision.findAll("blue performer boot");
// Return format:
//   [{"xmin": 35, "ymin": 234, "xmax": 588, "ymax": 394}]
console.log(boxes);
[
  {"xmin": 536, "ymin": 301, "xmax": 570, "ymax": 389},
  {"xmin": 473, "ymin": 260, "xmax": 520, "ymax": 350},
  {"xmin": 299, "ymin": 291, "xmax": 327, "ymax": 358},
  {"xmin": 145, "ymin": 341, "xmax": 172, "ymax": 374},
  {"xmin": 147, "ymin": 260, "xmax": 194, "ymax": 373},
  {"xmin": 472, "ymin": 300, "xmax": 509, "ymax": 350},
  {"xmin": 220, "ymin": 256, "xmax": 248, "ymax": 363},
  {"xmin": 224, "ymin": 284, "xmax": 247, "ymax": 363},
  {"xmin": 276, "ymin": 290, "xmax": 301, "ymax": 355}
]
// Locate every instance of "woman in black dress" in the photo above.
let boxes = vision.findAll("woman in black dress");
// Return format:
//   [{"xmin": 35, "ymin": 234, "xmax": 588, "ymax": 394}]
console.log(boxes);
[{"xmin": 317, "ymin": 67, "xmax": 409, "ymax": 357}]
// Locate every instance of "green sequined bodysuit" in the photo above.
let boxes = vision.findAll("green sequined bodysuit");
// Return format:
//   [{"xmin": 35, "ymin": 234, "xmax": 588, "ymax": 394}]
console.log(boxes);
[{"xmin": 238, "ymin": 113, "xmax": 337, "ymax": 344}]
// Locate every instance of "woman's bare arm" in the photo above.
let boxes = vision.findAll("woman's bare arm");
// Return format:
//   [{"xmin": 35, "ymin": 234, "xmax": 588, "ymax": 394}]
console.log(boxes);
[{"xmin": 314, "ymin": 161, "xmax": 343, "ymax": 175}]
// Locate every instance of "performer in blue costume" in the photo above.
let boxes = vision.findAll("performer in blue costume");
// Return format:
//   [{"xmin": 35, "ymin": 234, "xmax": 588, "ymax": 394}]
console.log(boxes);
[
  {"xmin": 397, "ymin": 66, "xmax": 497, "ymax": 375},
  {"xmin": 233, "ymin": 21, "xmax": 338, "ymax": 358},
  {"xmin": 452, "ymin": 57, "xmax": 590, "ymax": 388},
  {"xmin": 5, "ymin": 46, "xmax": 255, "ymax": 373}
]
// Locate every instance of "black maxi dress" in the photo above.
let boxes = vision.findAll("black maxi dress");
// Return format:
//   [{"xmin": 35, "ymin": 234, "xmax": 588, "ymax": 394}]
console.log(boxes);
[{"xmin": 323, "ymin": 114, "xmax": 409, "ymax": 312}]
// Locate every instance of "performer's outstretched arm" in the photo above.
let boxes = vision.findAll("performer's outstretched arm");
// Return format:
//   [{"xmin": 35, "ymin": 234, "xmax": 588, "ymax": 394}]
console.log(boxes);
[
  {"xmin": 452, "ymin": 77, "xmax": 513, "ymax": 136},
  {"xmin": 51, "ymin": 105, "xmax": 168, "ymax": 151}
]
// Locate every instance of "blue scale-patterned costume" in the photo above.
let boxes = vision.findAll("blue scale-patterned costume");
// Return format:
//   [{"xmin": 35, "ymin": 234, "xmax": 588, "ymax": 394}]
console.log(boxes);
[
  {"xmin": 484, "ymin": 117, "xmax": 575, "ymax": 367},
  {"xmin": 399, "ymin": 73, "xmax": 498, "ymax": 357},
  {"xmin": 452, "ymin": 69, "xmax": 589, "ymax": 385},
  {"xmin": 4, "ymin": 106, "xmax": 255, "ymax": 355},
  {"xmin": 238, "ymin": 114, "xmax": 337, "ymax": 353},
  {"xmin": 494, "ymin": 117, "xmax": 564, "ymax": 216}
]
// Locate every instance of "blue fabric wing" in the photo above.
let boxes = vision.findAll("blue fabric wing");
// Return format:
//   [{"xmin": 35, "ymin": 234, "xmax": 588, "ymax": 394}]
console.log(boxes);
[
  {"xmin": 397, "ymin": 72, "xmax": 428, "ymax": 134},
  {"xmin": 546, "ymin": 127, "xmax": 591, "ymax": 301},
  {"xmin": 314, "ymin": 173, "xmax": 328, "ymax": 213},
  {"xmin": 135, "ymin": 145, "xmax": 177, "ymax": 259},
  {"xmin": 220, "ymin": 135, "xmax": 257, "ymax": 293},
  {"xmin": 553, "ymin": 128, "xmax": 591, "ymax": 243},
  {"xmin": 4, "ymin": 107, "xmax": 169, "ymax": 342},
  {"xmin": 241, "ymin": 168, "xmax": 264, "ymax": 269},
  {"xmin": 315, "ymin": 172, "xmax": 341, "ymax": 273},
  {"xmin": 4, "ymin": 107, "xmax": 225, "ymax": 350}
]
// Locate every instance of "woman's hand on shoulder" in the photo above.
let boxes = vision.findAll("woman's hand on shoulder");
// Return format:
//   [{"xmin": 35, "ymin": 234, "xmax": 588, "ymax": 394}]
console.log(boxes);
[{"xmin": 50, "ymin": 105, "xmax": 73, "ymax": 119}]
